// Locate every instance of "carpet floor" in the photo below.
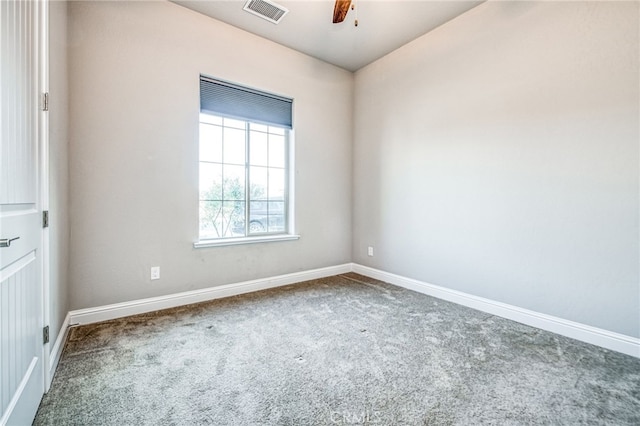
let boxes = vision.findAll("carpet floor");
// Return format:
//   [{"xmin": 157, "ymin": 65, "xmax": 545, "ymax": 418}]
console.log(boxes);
[{"xmin": 34, "ymin": 273, "xmax": 640, "ymax": 425}]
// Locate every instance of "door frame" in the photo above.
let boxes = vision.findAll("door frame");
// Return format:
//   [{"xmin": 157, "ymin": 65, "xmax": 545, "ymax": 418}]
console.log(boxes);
[{"xmin": 39, "ymin": 0, "xmax": 52, "ymax": 392}]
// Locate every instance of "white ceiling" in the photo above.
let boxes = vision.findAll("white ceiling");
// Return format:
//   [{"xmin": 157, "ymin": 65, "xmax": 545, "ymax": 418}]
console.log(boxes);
[{"xmin": 173, "ymin": 0, "xmax": 484, "ymax": 72}]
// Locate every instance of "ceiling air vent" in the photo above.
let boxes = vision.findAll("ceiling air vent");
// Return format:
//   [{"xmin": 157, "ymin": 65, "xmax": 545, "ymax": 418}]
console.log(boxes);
[{"xmin": 243, "ymin": 0, "xmax": 289, "ymax": 24}]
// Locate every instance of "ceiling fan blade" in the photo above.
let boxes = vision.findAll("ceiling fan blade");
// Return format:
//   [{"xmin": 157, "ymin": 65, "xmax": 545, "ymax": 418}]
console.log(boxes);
[{"xmin": 333, "ymin": 0, "xmax": 351, "ymax": 24}]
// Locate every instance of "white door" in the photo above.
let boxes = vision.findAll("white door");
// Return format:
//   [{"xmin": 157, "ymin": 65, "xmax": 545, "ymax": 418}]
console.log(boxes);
[{"xmin": 0, "ymin": 0, "xmax": 46, "ymax": 425}]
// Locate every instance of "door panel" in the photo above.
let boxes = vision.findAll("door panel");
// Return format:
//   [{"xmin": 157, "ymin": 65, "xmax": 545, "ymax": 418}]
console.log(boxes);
[
  {"xmin": 0, "ymin": 0, "xmax": 45, "ymax": 424},
  {"xmin": 1, "ymin": 250, "xmax": 41, "ymax": 426},
  {"xmin": 1, "ymin": 0, "xmax": 38, "ymax": 205}
]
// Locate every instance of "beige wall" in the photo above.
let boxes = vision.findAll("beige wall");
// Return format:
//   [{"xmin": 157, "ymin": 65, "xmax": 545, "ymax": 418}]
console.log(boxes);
[
  {"xmin": 65, "ymin": 0, "xmax": 639, "ymax": 340},
  {"xmin": 49, "ymin": 0, "xmax": 70, "ymax": 348},
  {"xmin": 67, "ymin": 1, "xmax": 353, "ymax": 309},
  {"xmin": 353, "ymin": 1, "xmax": 639, "ymax": 337}
]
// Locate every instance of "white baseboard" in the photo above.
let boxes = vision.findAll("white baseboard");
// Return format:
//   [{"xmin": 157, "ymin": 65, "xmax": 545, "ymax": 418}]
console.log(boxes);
[
  {"xmin": 352, "ymin": 264, "xmax": 640, "ymax": 358},
  {"xmin": 68, "ymin": 264, "xmax": 352, "ymax": 326},
  {"xmin": 63, "ymin": 262, "xmax": 639, "ymax": 359},
  {"xmin": 47, "ymin": 312, "xmax": 70, "ymax": 390}
]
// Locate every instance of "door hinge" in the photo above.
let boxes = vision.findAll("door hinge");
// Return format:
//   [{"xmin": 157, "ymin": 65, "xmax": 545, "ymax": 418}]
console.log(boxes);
[
  {"xmin": 43, "ymin": 326, "xmax": 50, "ymax": 344},
  {"xmin": 42, "ymin": 92, "xmax": 49, "ymax": 111},
  {"xmin": 42, "ymin": 210, "xmax": 49, "ymax": 228}
]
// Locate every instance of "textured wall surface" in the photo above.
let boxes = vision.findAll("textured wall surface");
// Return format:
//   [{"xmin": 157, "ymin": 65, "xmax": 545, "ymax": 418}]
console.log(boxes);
[
  {"xmin": 353, "ymin": 1, "xmax": 639, "ymax": 337},
  {"xmin": 68, "ymin": 1, "xmax": 353, "ymax": 309}
]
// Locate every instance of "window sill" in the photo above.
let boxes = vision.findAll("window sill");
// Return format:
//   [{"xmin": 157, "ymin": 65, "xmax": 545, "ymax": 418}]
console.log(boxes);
[{"xmin": 194, "ymin": 234, "xmax": 300, "ymax": 249}]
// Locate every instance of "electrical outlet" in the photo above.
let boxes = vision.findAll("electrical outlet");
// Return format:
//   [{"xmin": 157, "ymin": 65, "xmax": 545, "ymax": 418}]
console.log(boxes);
[
  {"xmin": 367, "ymin": 246, "xmax": 374, "ymax": 257},
  {"xmin": 151, "ymin": 266, "xmax": 160, "ymax": 280}
]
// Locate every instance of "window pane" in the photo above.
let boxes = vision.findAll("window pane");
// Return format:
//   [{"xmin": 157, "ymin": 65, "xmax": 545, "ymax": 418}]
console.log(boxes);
[
  {"xmin": 269, "ymin": 200, "xmax": 285, "ymax": 214},
  {"xmin": 249, "ymin": 200, "xmax": 268, "ymax": 234},
  {"xmin": 269, "ymin": 134, "xmax": 285, "ymax": 168},
  {"xmin": 223, "ymin": 165, "xmax": 245, "ymax": 201},
  {"xmin": 199, "ymin": 162, "xmax": 222, "ymax": 200},
  {"xmin": 268, "ymin": 218, "xmax": 285, "ymax": 233},
  {"xmin": 250, "ymin": 200, "xmax": 266, "ymax": 212},
  {"xmin": 250, "ymin": 166, "xmax": 268, "ymax": 200},
  {"xmin": 223, "ymin": 117, "xmax": 246, "ymax": 130},
  {"xmin": 223, "ymin": 127, "xmax": 246, "ymax": 165},
  {"xmin": 268, "ymin": 168, "xmax": 285, "ymax": 199},
  {"xmin": 200, "ymin": 200, "xmax": 224, "ymax": 239},
  {"xmin": 200, "ymin": 113, "xmax": 222, "ymax": 126},
  {"xmin": 249, "ymin": 130, "xmax": 268, "ymax": 167},
  {"xmin": 198, "ymin": 110, "xmax": 291, "ymax": 240},
  {"xmin": 200, "ymin": 123, "xmax": 222, "ymax": 163},
  {"xmin": 250, "ymin": 123, "xmax": 268, "ymax": 133},
  {"xmin": 223, "ymin": 200, "xmax": 245, "ymax": 237},
  {"xmin": 268, "ymin": 200, "xmax": 286, "ymax": 233},
  {"xmin": 269, "ymin": 126, "xmax": 285, "ymax": 136}
]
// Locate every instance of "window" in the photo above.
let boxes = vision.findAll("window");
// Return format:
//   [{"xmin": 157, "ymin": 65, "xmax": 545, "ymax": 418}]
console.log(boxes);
[{"xmin": 197, "ymin": 76, "xmax": 295, "ymax": 245}]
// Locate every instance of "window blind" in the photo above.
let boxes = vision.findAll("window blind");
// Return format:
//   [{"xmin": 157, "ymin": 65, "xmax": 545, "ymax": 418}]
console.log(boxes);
[{"xmin": 200, "ymin": 76, "xmax": 293, "ymax": 129}]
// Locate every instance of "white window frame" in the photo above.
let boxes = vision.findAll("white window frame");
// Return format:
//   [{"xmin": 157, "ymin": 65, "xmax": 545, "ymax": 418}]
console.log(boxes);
[{"xmin": 195, "ymin": 114, "xmax": 298, "ymax": 248}]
